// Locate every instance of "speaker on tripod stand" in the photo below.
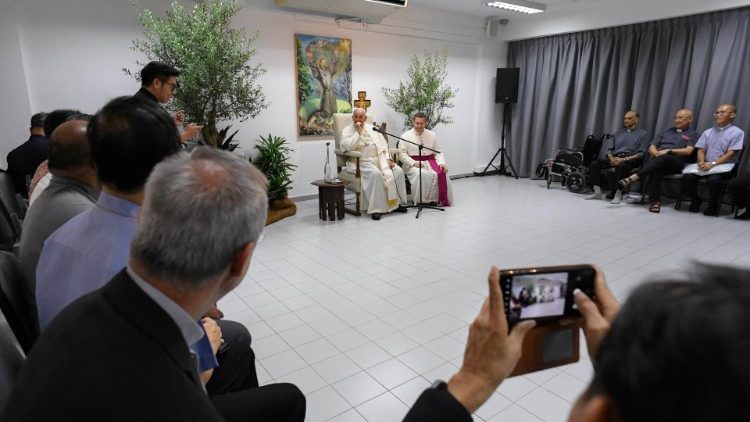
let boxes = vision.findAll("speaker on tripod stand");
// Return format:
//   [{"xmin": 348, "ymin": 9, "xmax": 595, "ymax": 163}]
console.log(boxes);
[{"xmin": 478, "ymin": 67, "xmax": 519, "ymax": 178}]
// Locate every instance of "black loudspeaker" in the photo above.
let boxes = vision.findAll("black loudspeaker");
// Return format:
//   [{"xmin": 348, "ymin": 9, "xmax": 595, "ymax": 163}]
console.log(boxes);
[{"xmin": 495, "ymin": 68, "xmax": 519, "ymax": 104}]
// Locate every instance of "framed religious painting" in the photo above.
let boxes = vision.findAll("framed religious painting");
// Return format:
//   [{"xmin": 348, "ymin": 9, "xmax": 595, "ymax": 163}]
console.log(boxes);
[{"xmin": 295, "ymin": 34, "xmax": 352, "ymax": 137}]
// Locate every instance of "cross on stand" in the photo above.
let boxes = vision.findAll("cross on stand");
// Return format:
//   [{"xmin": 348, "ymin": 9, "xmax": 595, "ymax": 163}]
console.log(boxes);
[{"xmin": 353, "ymin": 91, "xmax": 371, "ymax": 111}]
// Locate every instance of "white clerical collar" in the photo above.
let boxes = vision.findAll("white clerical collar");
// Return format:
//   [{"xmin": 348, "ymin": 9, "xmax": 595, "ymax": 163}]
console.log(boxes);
[{"xmin": 676, "ymin": 129, "xmax": 683, "ymax": 132}]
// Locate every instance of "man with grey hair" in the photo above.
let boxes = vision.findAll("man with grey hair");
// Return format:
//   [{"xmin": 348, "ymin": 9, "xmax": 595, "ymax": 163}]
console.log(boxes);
[
  {"xmin": 341, "ymin": 107, "xmax": 408, "ymax": 220},
  {"xmin": 682, "ymin": 103, "xmax": 744, "ymax": 216},
  {"xmin": 35, "ymin": 96, "xmax": 263, "ymax": 403},
  {"xmin": 4, "ymin": 148, "xmax": 305, "ymax": 421}
]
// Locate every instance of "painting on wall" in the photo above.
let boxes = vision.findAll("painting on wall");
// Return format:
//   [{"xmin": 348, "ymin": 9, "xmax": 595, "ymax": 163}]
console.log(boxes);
[{"xmin": 295, "ymin": 34, "xmax": 352, "ymax": 137}]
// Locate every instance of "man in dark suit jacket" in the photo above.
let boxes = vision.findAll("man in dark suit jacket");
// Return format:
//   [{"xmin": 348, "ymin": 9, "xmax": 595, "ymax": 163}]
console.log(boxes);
[
  {"xmin": 6, "ymin": 112, "xmax": 48, "ymax": 197},
  {"xmin": 3, "ymin": 115, "xmax": 304, "ymax": 421}
]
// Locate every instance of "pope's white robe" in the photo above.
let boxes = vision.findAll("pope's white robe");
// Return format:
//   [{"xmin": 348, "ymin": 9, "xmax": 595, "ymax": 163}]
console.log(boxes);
[
  {"xmin": 341, "ymin": 123, "xmax": 407, "ymax": 214},
  {"xmin": 397, "ymin": 128, "xmax": 454, "ymax": 205}
]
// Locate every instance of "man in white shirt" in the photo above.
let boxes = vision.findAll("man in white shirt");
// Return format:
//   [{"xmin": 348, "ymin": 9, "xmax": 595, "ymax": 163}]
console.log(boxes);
[
  {"xmin": 398, "ymin": 112, "xmax": 453, "ymax": 206},
  {"xmin": 340, "ymin": 108, "xmax": 408, "ymax": 220}
]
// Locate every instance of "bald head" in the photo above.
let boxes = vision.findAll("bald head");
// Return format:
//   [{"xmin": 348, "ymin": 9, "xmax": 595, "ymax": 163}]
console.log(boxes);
[
  {"xmin": 673, "ymin": 109, "xmax": 693, "ymax": 130},
  {"xmin": 49, "ymin": 119, "xmax": 91, "ymax": 171}
]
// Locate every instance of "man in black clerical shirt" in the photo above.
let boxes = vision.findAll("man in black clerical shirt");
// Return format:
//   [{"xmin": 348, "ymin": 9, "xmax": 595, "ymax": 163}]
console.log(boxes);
[
  {"xmin": 617, "ymin": 108, "xmax": 699, "ymax": 213},
  {"xmin": 584, "ymin": 110, "xmax": 650, "ymax": 204}
]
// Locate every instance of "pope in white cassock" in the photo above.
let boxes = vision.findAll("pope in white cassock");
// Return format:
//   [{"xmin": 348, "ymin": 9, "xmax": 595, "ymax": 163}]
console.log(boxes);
[
  {"xmin": 397, "ymin": 112, "xmax": 453, "ymax": 206},
  {"xmin": 340, "ymin": 108, "xmax": 408, "ymax": 220}
]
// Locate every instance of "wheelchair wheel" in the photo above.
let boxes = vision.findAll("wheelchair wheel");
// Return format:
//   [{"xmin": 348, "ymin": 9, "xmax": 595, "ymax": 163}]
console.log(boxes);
[{"xmin": 567, "ymin": 171, "xmax": 586, "ymax": 193}]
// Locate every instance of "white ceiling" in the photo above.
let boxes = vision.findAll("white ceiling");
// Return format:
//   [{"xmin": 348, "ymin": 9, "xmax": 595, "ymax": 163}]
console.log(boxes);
[
  {"xmin": 406, "ymin": 0, "xmax": 600, "ymax": 19},
  {"xmin": 250, "ymin": 0, "xmax": 750, "ymax": 40}
]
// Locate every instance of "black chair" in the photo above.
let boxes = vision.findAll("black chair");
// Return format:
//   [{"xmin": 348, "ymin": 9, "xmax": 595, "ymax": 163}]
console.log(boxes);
[
  {"xmin": 0, "ymin": 251, "xmax": 37, "ymax": 354},
  {"xmin": 0, "ymin": 300, "xmax": 26, "ymax": 415}
]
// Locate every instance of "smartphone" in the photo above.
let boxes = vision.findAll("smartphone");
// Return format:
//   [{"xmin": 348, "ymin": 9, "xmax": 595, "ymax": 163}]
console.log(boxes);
[{"xmin": 500, "ymin": 264, "xmax": 596, "ymax": 326}]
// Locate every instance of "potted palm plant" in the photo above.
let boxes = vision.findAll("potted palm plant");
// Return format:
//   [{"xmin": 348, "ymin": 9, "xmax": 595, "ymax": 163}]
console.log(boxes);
[{"xmin": 253, "ymin": 134, "xmax": 297, "ymax": 224}]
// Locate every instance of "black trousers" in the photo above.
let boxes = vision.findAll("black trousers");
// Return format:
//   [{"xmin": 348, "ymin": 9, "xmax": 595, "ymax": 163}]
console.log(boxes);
[
  {"xmin": 589, "ymin": 158, "xmax": 641, "ymax": 188},
  {"xmin": 682, "ymin": 173, "xmax": 731, "ymax": 205},
  {"xmin": 727, "ymin": 172, "xmax": 750, "ymax": 209},
  {"xmin": 208, "ymin": 319, "xmax": 259, "ymax": 394},
  {"xmin": 638, "ymin": 155, "xmax": 687, "ymax": 202},
  {"xmin": 209, "ymin": 320, "xmax": 306, "ymax": 422},
  {"xmin": 211, "ymin": 383, "xmax": 306, "ymax": 422}
]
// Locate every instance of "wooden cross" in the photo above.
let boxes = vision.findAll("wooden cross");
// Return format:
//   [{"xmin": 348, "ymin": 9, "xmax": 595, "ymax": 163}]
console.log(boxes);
[{"xmin": 353, "ymin": 91, "xmax": 371, "ymax": 111}]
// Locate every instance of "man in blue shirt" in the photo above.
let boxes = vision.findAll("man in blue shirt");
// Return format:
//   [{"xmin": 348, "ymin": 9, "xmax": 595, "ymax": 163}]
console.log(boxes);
[
  {"xmin": 7, "ymin": 147, "xmax": 305, "ymax": 422},
  {"xmin": 617, "ymin": 109, "xmax": 700, "ymax": 213},
  {"xmin": 35, "ymin": 96, "xmax": 262, "ymax": 398},
  {"xmin": 585, "ymin": 110, "xmax": 650, "ymax": 204},
  {"xmin": 682, "ymin": 104, "xmax": 744, "ymax": 216}
]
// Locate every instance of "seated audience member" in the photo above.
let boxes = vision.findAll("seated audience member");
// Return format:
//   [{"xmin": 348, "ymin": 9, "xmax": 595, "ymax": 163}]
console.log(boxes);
[
  {"xmin": 403, "ymin": 263, "xmax": 750, "ymax": 421},
  {"xmin": 18, "ymin": 118, "xmax": 99, "ymax": 327},
  {"xmin": 27, "ymin": 160, "xmax": 49, "ymax": 205},
  {"xmin": 585, "ymin": 110, "xmax": 649, "ymax": 204},
  {"xmin": 618, "ymin": 108, "xmax": 700, "ymax": 213},
  {"xmin": 6, "ymin": 112, "xmax": 48, "ymax": 197},
  {"xmin": 727, "ymin": 170, "xmax": 750, "ymax": 220},
  {"xmin": 682, "ymin": 104, "xmax": 744, "ymax": 216},
  {"xmin": 135, "ymin": 60, "xmax": 202, "ymax": 143},
  {"xmin": 34, "ymin": 97, "xmax": 258, "ymax": 397},
  {"xmin": 27, "ymin": 109, "xmax": 86, "ymax": 203},
  {"xmin": 341, "ymin": 107, "xmax": 408, "ymax": 220},
  {"xmin": 398, "ymin": 112, "xmax": 453, "ymax": 206},
  {"xmin": 3, "ymin": 148, "xmax": 305, "ymax": 422}
]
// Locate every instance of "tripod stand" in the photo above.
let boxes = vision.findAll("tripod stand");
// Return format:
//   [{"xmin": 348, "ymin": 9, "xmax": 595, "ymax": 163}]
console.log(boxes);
[
  {"xmin": 372, "ymin": 126, "xmax": 446, "ymax": 219},
  {"xmin": 479, "ymin": 102, "xmax": 518, "ymax": 178}
]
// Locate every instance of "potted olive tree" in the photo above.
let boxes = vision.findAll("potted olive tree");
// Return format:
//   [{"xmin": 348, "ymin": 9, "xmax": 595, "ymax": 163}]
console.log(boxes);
[
  {"xmin": 124, "ymin": 0, "xmax": 268, "ymax": 147},
  {"xmin": 382, "ymin": 49, "xmax": 458, "ymax": 130}
]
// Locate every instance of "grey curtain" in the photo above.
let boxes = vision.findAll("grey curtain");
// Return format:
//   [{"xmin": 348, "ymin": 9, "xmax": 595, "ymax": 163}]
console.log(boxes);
[{"xmin": 506, "ymin": 7, "xmax": 750, "ymax": 177}]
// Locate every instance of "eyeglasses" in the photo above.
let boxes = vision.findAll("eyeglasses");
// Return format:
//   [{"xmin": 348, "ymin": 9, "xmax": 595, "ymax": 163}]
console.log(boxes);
[
  {"xmin": 714, "ymin": 110, "xmax": 732, "ymax": 116},
  {"xmin": 163, "ymin": 80, "xmax": 178, "ymax": 93}
]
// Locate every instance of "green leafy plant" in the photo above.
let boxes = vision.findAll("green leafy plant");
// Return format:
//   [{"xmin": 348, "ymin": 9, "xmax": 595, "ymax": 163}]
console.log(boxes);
[
  {"xmin": 382, "ymin": 49, "xmax": 457, "ymax": 130},
  {"xmin": 253, "ymin": 134, "xmax": 296, "ymax": 201},
  {"xmin": 124, "ymin": 0, "xmax": 268, "ymax": 147}
]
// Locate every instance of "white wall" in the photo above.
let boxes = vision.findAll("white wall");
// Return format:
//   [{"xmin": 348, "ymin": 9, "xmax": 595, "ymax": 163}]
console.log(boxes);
[
  {"xmin": 0, "ymin": 1, "xmax": 33, "ymax": 153},
  {"xmin": 0, "ymin": 0, "xmax": 507, "ymax": 198},
  {"xmin": 3, "ymin": 0, "xmax": 741, "ymax": 196}
]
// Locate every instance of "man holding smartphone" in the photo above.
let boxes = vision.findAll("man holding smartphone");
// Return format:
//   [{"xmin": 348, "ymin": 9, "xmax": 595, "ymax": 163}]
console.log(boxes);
[{"xmin": 405, "ymin": 263, "xmax": 749, "ymax": 421}]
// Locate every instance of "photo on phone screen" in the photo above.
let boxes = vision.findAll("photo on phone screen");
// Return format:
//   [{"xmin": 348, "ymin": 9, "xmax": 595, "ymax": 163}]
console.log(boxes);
[
  {"xmin": 502, "ymin": 265, "xmax": 595, "ymax": 325},
  {"xmin": 509, "ymin": 272, "xmax": 568, "ymax": 320}
]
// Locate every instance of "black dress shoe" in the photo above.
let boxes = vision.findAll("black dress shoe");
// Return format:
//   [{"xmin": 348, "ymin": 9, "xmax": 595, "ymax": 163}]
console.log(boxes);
[
  {"xmin": 371, "ymin": 213, "xmax": 381, "ymax": 220},
  {"xmin": 394, "ymin": 205, "xmax": 408, "ymax": 213},
  {"xmin": 688, "ymin": 199, "xmax": 702, "ymax": 213},
  {"xmin": 736, "ymin": 209, "xmax": 750, "ymax": 220},
  {"xmin": 703, "ymin": 205, "xmax": 719, "ymax": 217}
]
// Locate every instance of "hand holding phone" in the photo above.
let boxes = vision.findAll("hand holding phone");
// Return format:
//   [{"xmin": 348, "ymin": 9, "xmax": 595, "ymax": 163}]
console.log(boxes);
[{"xmin": 572, "ymin": 266, "xmax": 620, "ymax": 359}]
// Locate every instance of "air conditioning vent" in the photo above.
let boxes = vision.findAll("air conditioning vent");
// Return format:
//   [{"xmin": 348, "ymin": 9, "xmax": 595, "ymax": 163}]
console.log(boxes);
[{"xmin": 274, "ymin": 0, "xmax": 406, "ymax": 24}]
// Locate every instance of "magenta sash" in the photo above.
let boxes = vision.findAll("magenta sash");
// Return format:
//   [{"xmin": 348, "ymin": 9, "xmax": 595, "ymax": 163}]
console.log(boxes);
[{"xmin": 411, "ymin": 154, "xmax": 450, "ymax": 206}]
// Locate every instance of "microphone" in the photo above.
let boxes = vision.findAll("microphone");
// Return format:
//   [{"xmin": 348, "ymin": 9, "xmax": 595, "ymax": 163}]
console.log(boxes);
[{"xmin": 371, "ymin": 124, "xmax": 382, "ymax": 133}]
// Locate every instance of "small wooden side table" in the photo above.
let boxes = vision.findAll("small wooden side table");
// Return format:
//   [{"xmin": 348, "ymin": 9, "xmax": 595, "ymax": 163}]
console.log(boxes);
[{"xmin": 311, "ymin": 180, "xmax": 345, "ymax": 221}]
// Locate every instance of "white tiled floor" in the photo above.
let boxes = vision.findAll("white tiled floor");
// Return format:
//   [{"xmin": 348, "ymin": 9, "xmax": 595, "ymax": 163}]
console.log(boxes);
[{"xmin": 218, "ymin": 176, "xmax": 750, "ymax": 421}]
